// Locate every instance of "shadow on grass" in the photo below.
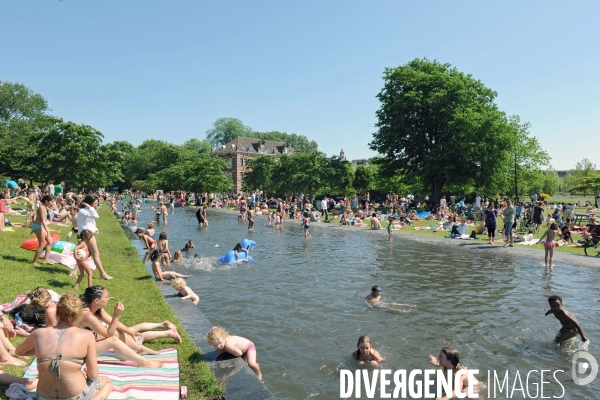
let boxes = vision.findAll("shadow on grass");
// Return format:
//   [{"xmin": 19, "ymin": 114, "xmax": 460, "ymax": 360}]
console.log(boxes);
[
  {"xmin": 188, "ymin": 350, "xmax": 204, "ymax": 363},
  {"xmin": 33, "ymin": 265, "xmax": 69, "ymax": 274},
  {"xmin": 47, "ymin": 279, "xmax": 72, "ymax": 288},
  {"xmin": 2, "ymin": 254, "xmax": 31, "ymax": 263},
  {"xmin": 135, "ymin": 275, "xmax": 152, "ymax": 281}
]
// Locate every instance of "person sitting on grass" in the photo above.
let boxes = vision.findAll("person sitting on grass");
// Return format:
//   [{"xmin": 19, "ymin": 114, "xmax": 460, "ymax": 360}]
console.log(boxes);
[{"xmin": 16, "ymin": 293, "xmax": 113, "ymax": 400}]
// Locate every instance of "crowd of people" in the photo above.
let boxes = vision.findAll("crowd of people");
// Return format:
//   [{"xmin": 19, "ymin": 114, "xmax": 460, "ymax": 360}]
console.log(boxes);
[{"xmin": 2, "ymin": 181, "xmax": 598, "ymax": 398}]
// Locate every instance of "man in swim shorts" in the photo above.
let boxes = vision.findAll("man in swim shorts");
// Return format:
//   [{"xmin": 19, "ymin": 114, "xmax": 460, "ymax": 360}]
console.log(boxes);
[{"xmin": 545, "ymin": 295, "xmax": 588, "ymax": 345}]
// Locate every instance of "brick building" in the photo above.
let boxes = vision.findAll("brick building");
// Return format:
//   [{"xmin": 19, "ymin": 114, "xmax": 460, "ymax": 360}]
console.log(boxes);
[{"xmin": 211, "ymin": 137, "xmax": 293, "ymax": 194}]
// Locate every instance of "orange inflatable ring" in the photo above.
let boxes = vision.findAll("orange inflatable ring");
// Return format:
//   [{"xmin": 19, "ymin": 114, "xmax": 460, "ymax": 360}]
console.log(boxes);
[{"xmin": 21, "ymin": 234, "xmax": 61, "ymax": 250}]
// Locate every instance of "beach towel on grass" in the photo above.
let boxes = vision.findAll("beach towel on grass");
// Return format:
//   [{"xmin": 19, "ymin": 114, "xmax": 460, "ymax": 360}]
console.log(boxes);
[{"xmin": 24, "ymin": 348, "xmax": 180, "ymax": 400}]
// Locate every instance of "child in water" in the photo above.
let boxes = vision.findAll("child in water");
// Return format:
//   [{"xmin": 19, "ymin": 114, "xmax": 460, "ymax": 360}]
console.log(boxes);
[
  {"xmin": 172, "ymin": 278, "xmax": 200, "ymax": 305},
  {"xmin": 387, "ymin": 218, "xmax": 394, "ymax": 242},
  {"xmin": 428, "ymin": 346, "xmax": 479, "ymax": 400},
  {"xmin": 233, "ymin": 243, "xmax": 249, "ymax": 261},
  {"xmin": 539, "ymin": 222, "xmax": 559, "ymax": 268},
  {"xmin": 182, "ymin": 240, "xmax": 195, "ymax": 251},
  {"xmin": 157, "ymin": 232, "xmax": 171, "ymax": 266},
  {"xmin": 545, "ymin": 295, "xmax": 588, "ymax": 346},
  {"xmin": 301, "ymin": 211, "xmax": 310, "ymax": 238},
  {"xmin": 352, "ymin": 336, "xmax": 385, "ymax": 365},
  {"xmin": 150, "ymin": 250, "xmax": 191, "ymax": 282},
  {"xmin": 365, "ymin": 285, "xmax": 416, "ymax": 309},
  {"xmin": 172, "ymin": 250, "xmax": 183, "ymax": 263},
  {"xmin": 146, "ymin": 222, "xmax": 155, "ymax": 239},
  {"xmin": 136, "ymin": 228, "xmax": 156, "ymax": 250},
  {"xmin": 72, "ymin": 229, "xmax": 94, "ymax": 289},
  {"xmin": 207, "ymin": 326, "xmax": 262, "ymax": 380}
]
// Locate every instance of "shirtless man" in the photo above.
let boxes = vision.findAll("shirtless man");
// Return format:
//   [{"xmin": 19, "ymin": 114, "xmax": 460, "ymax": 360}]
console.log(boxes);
[
  {"xmin": 160, "ymin": 202, "xmax": 168, "ymax": 225},
  {"xmin": 370, "ymin": 213, "xmax": 381, "ymax": 230},
  {"xmin": 545, "ymin": 295, "xmax": 588, "ymax": 346}
]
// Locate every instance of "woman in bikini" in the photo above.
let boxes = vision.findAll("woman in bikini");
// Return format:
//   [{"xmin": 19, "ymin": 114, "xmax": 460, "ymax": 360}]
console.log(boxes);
[
  {"xmin": 352, "ymin": 335, "xmax": 385, "ymax": 365},
  {"xmin": 74, "ymin": 287, "xmax": 167, "ymax": 368},
  {"xmin": 31, "ymin": 195, "xmax": 54, "ymax": 266},
  {"xmin": 16, "ymin": 293, "xmax": 113, "ymax": 400}
]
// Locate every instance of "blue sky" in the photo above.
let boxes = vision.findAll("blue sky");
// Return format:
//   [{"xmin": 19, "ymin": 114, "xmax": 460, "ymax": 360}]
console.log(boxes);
[{"xmin": 2, "ymin": 1, "xmax": 599, "ymax": 170}]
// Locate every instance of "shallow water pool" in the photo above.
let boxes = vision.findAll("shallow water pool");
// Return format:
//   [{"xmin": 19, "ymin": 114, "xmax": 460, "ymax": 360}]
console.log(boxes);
[{"xmin": 124, "ymin": 203, "xmax": 600, "ymax": 399}]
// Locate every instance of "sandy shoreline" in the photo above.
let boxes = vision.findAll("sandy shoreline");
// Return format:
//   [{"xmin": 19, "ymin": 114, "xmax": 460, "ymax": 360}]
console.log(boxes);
[{"xmin": 209, "ymin": 207, "xmax": 600, "ymax": 268}]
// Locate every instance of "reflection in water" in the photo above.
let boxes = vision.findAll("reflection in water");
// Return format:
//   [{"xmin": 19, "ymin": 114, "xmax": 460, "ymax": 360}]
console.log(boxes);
[{"xmin": 124, "ymin": 202, "xmax": 600, "ymax": 399}]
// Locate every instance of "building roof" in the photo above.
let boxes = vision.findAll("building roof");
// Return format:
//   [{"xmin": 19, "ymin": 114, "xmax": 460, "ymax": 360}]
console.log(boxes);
[{"xmin": 211, "ymin": 137, "xmax": 293, "ymax": 156}]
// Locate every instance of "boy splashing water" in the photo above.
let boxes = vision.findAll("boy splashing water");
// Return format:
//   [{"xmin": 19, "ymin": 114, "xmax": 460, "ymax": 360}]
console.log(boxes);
[{"xmin": 545, "ymin": 295, "xmax": 588, "ymax": 346}]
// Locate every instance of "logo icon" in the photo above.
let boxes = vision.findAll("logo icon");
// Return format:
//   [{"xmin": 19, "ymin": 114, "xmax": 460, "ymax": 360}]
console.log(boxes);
[{"xmin": 572, "ymin": 351, "xmax": 598, "ymax": 386}]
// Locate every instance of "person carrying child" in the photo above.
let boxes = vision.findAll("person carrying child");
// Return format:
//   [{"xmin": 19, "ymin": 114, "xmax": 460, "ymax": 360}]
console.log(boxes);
[
  {"xmin": 207, "ymin": 326, "xmax": 262, "ymax": 380},
  {"xmin": 352, "ymin": 335, "xmax": 385, "ymax": 365},
  {"xmin": 72, "ymin": 229, "xmax": 94, "ymax": 290},
  {"xmin": 545, "ymin": 295, "xmax": 588, "ymax": 346},
  {"xmin": 172, "ymin": 278, "xmax": 200, "ymax": 305}
]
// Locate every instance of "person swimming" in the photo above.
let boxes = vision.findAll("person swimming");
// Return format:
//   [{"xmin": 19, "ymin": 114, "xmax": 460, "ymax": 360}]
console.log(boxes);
[{"xmin": 365, "ymin": 285, "xmax": 416, "ymax": 309}]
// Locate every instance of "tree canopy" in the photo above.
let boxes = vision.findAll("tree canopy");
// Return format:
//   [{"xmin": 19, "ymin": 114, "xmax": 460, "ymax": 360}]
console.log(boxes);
[
  {"xmin": 370, "ymin": 58, "xmax": 535, "ymax": 202},
  {"xmin": 204, "ymin": 118, "xmax": 318, "ymax": 153}
]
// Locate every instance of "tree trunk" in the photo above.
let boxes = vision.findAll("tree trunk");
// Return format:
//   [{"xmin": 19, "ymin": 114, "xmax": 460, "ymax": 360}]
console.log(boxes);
[{"xmin": 431, "ymin": 179, "xmax": 445, "ymax": 208}]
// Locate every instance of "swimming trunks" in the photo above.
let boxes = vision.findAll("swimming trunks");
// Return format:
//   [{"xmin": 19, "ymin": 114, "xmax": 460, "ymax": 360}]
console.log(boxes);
[
  {"xmin": 71, "ymin": 227, "xmax": 79, "ymax": 233},
  {"xmin": 305, "ymin": 224, "xmax": 310, "ymax": 229},
  {"xmin": 31, "ymin": 223, "xmax": 43, "ymax": 231},
  {"xmin": 544, "ymin": 241, "xmax": 555, "ymax": 249},
  {"xmin": 555, "ymin": 327, "xmax": 579, "ymax": 342}
]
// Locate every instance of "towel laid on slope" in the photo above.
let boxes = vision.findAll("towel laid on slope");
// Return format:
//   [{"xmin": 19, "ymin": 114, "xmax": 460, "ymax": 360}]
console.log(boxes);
[{"xmin": 24, "ymin": 348, "xmax": 180, "ymax": 400}]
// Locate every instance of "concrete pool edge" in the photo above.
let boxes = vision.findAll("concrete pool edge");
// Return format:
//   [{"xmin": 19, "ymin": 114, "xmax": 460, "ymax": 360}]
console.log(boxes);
[
  {"xmin": 157, "ymin": 284, "xmax": 277, "ymax": 400},
  {"xmin": 116, "ymin": 211, "xmax": 276, "ymax": 400}
]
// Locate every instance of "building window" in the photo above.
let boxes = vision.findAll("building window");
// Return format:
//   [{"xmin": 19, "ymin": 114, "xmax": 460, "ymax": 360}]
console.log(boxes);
[
  {"xmin": 228, "ymin": 157, "xmax": 232, "ymax": 169},
  {"xmin": 240, "ymin": 172, "xmax": 244, "ymax": 179}
]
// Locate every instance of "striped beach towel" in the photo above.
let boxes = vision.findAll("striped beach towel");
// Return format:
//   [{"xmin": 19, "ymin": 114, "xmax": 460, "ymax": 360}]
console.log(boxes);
[{"xmin": 24, "ymin": 348, "xmax": 180, "ymax": 400}]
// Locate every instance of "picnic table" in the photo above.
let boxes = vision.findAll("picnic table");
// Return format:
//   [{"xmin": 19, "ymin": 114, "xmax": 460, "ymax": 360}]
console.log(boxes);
[{"xmin": 574, "ymin": 213, "xmax": 597, "ymax": 226}]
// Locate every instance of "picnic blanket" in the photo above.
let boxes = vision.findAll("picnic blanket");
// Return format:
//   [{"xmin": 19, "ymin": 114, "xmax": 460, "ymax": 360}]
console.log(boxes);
[
  {"xmin": 24, "ymin": 348, "xmax": 180, "ymax": 400},
  {"xmin": 0, "ymin": 294, "xmax": 29, "ymax": 312}
]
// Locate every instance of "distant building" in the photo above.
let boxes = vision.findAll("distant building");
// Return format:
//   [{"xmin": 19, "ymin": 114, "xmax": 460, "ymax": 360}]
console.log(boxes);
[
  {"xmin": 351, "ymin": 159, "xmax": 370, "ymax": 169},
  {"xmin": 211, "ymin": 137, "xmax": 293, "ymax": 193}
]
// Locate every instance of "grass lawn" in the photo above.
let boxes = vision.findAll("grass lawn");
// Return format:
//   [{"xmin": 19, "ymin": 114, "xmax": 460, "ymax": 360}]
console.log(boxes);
[
  {"xmin": 322, "ymin": 212, "xmax": 596, "ymax": 257},
  {"xmin": 0, "ymin": 203, "xmax": 223, "ymax": 399}
]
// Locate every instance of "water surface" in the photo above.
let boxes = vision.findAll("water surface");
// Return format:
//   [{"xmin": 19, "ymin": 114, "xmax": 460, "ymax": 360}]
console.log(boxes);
[{"xmin": 123, "ymin": 202, "xmax": 600, "ymax": 399}]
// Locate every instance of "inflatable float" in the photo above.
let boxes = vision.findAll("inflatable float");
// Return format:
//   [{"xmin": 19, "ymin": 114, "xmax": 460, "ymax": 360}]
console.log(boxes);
[
  {"xmin": 241, "ymin": 238, "xmax": 256, "ymax": 250},
  {"xmin": 21, "ymin": 234, "xmax": 60, "ymax": 250},
  {"xmin": 217, "ymin": 250, "xmax": 254, "ymax": 266}
]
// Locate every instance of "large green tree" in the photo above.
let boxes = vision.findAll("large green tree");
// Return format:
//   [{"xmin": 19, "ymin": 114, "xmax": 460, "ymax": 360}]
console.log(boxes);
[
  {"xmin": 36, "ymin": 120, "xmax": 123, "ymax": 188},
  {"xmin": 241, "ymin": 155, "xmax": 277, "ymax": 196},
  {"xmin": 353, "ymin": 165, "xmax": 374, "ymax": 194},
  {"xmin": 370, "ymin": 58, "xmax": 515, "ymax": 203},
  {"xmin": 205, "ymin": 117, "xmax": 254, "ymax": 149},
  {"xmin": 0, "ymin": 81, "xmax": 50, "ymax": 178},
  {"xmin": 252, "ymin": 131, "xmax": 318, "ymax": 153},
  {"xmin": 324, "ymin": 157, "xmax": 355, "ymax": 196}
]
